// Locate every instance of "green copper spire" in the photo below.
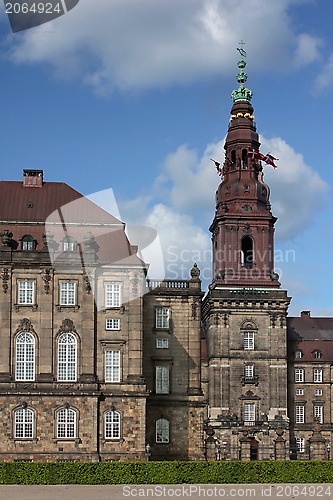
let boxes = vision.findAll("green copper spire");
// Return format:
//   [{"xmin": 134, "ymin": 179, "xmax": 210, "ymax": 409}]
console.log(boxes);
[{"xmin": 231, "ymin": 41, "xmax": 253, "ymax": 103}]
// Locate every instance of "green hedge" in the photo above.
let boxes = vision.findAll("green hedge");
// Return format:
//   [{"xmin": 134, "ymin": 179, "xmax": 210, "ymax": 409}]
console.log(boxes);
[{"xmin": 0, "ymin": 461, "xmax": 332, "ymax": 484}]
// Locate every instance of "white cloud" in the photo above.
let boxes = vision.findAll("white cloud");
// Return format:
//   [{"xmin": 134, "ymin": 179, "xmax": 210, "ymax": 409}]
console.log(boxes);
[
  {"xmin": 3, "ymin": 0, "xmax": 323, "ymax": 95},
  {"xmin": 261, "ymin": 136, "xmax": 328, "ymax": 239},
  {"xmin": 119, "ymin": 133, "xmax": 327, "ymax": 283},
  {"xmin": 315, "ymin": 53, "xmax": 333, "ymax": 92}
]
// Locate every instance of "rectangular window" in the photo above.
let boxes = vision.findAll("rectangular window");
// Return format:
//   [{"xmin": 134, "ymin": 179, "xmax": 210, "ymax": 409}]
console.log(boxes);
[
  {"xmin": 244, "ymin": 403, "xmax": 255, "ymax": 422},
  {"xmin": 156, "ymin": 418, "xmax": 169, "ymax": 443},
  {"xmin": 18, "ymin": 280, "xmax": 34, "ymax": 305},
  {"xmin": 296, "ymin": 437, "xmax": 305, "ymax": 454},
  {"xmin": 156, "ymin": 365, "xmax": 170, "ymax": 394},
  {"xmin": 244, "ymin": 364, "xmax": 254, "ymax": 378},
  {"xmin": 105, "ymin": 319, "xmax": 120, "ymax": 330},
  {"xmin": 105, "ymin": 283, "xmax": 121, "ymax": 308},
  {"xmin": 105, "ymin": 350, "xmax": 121, "ymax": 383},
  {"xmin": 156, "ymin": 308, "xmax": 170, "ymax": 329},
  {"xmin": 156, "ymin": 338, "xmax": 169, "ymax": 349},
  {"xmin": 315, "ymin": 389, "xmax": 323, "ymax": 396},
  {"xmin": 243, "ymin": 331, "xmax": 254, "ymax": 350},
  {"xmin": 296, "ymin": 389, "xmax": 304, "ymax": 396},
  {"xmin": 295, "ymin": 369, "xmax": 304, "ymax": 383},
  {"xmin": 314, "ymin": 405, "xmax": 323, "ymax": 424},
  {"xmin": 313, "ymin": 369, "xmax": 323, "ymax": 383},
  {"xmin": 59, "ymin": 282, "xmax": 76, "ymax": 306},
  {"xmin": 295, "ymin": 405, "xmax": 305, "ymax": 424}
]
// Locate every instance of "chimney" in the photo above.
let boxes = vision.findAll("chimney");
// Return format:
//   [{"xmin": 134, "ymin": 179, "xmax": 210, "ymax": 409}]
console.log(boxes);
[
  {"xmin": 23, "ymin": 169, "xmax": 43, "ymax": 187},
  {"xmin": 301, "ymin": 310, "xmax": 311, "ymax": 318}
]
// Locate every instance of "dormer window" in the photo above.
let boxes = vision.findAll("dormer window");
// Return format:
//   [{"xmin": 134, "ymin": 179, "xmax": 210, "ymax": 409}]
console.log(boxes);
[
  {"xmin": 313, "ymin": 350, "xmax": 322, "ymax": 359},
  {"xmin": 21, "ymin": 235, "xmax": 36, "ymax": 251},
  {"xmin": 295, "ymin": 350, "xmax": 303, "ymax": 359},
  {"xmin": 63, "ymin": 236, "xmax": 77, "ymax": 252}
]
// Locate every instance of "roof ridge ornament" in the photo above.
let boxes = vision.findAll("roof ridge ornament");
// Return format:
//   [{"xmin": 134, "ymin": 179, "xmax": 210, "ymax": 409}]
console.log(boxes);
[{"xmin": 231, "ymin": 41, "xmax": 253, "ymax": 103}]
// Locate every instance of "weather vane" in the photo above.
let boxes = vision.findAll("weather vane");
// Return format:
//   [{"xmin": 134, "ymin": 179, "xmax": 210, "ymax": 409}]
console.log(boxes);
[{"xmin": 237, "ymin": 40, "xmax": 247, "ymax": 59}]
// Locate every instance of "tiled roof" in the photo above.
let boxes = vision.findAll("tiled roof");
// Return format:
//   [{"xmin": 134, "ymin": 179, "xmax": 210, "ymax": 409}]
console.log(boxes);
[
  {"xmin": 0, "ymin": 178, "xmax": 144, "ymax": 266},
  {"xmin": 288, "ymin": 316, "xmax": 333, "ymax": 341}
]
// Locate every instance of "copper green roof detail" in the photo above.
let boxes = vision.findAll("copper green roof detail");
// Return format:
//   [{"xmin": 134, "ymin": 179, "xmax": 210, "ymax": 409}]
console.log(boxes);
[{"xmin": 231, "ymin": 42, "xmax": 253, "ymax": 103}]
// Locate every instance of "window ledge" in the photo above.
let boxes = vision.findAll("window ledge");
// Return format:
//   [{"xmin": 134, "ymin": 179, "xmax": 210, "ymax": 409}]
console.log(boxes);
[
  {"xmin": 56, "ymin": 304, "xmax": 80, "ymax": 312},
  {"xmin": 103, "ymin": 306, "xmax": 125, "ymax": 314},
  {"xmin": 14, "ymin": 304, "xmax": 38, "ymax": 312},
  {"xmin": 54, "ymin": 438, "xmax": 81, "ymax": 443}
]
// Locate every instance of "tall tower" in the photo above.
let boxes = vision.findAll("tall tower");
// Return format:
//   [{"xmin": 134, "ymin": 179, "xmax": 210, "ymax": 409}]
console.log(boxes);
[{"xmin": 202, "ymin": 46, "xmax": 291, "ymax": 461}]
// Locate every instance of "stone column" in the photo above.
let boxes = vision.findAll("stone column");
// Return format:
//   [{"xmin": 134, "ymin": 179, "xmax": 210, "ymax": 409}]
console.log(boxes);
[
  {"xmin": 309, "ymin": 421, "xmax": 327, "ymax": 460},
  {"xmin": 274, "ymin": 429, "xmax": 287, "ymax": 460},
  {"xmin": 239, "ymin": 431, "xmax": 251, "ymax": 462}
]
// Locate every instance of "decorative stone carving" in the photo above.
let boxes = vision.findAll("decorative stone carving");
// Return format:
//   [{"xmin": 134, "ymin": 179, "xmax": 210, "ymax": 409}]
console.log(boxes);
[
  {"xmin": 83, "ymin": 273, "xmax": 92, "ymax": 294},
  {"xmin": 15, "ymin": 318, "xmax": 36, "ymax": 334},
  {"xmin": 1, "ymin": 267, "xmax": 10, "ymax": 293},
  {"xmin": 58, "ymin": 319, "xmax": 77, "ymax": 334},
  {"xmin": 42, "ymin": 268, "xmax": 52, "ymax": 294},
  {"xmin": 1, "ymin": 230, "xmax": 13, "ymax": 246},
  {"xmin": 191, "ymin": 301, "xmax": 197, "ymax": 319},
  {"xmin": 242, "ymin": 223, "xmax": 252, "ymax": 234},
  {"xmin": 190, "ymin": 263, "xmax": 200, "ymax": 280}
]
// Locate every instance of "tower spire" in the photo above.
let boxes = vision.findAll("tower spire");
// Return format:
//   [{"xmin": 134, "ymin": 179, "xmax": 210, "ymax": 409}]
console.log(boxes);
[
  {"xmin": 231, "ymin": 41, "xmax": 253, "ymax": 103},
  {"xmin": 209, "ymin": 44, "xmax": 280, "ymax": 288}
]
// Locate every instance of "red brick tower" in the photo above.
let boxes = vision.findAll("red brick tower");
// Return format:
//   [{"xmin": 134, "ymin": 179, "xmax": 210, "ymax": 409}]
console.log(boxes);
[{"xmin": 210, "ymin": 48, "xmax": 280, "ymax": 288}]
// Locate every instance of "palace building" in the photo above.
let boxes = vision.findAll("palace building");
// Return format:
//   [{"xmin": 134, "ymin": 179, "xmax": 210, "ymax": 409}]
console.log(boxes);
[{"xmin": 0, "ymin": 50, "xmax": 332, "ymax": 462}]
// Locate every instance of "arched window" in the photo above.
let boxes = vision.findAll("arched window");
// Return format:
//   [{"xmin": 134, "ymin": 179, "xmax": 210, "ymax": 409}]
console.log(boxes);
[
  {"xmin": 231, "ymin": 150, "xmax": 236, "ymax": 169},
  {"xmin": 156, "ymin": 418, "xmax": 169, "ymax": 443},
  {"xmin": 14, "ymin": 408, "xmax": 34, "ymax": 439},
  {"xmin": 313, "ymin": 350, "xmax": 322, "ymax": 359},
  {"xmin": 15, "ymin": 332, "xmax": 35, "ymax": 381},
  {"xmin": 21, "ymin": 235, "xmax": 36, "ymax": 251},
  {"xmin": 242, "ymin": 149, "xmax": 248, "ymax": 168},
  {"xmin": 57, "ymin": 332, "xmax": 77, "ymax": 382},
  {"xmin": 62, "ymin": 236, "xmax": 77, "ymax": 252},
  {"xmin": 56, "ymin": 407, "xmax": 77, "ymax": 438},
  {"xmin": 295, "ymin": 350, "xmax": 303, "ymax": 359},
  {"xmin": 104, "ymin": 410, "xmax": 121, "ymax": 439},
  {"xmin": 241, "ymin": 236, "xmax": 253, "ymax": 269}
]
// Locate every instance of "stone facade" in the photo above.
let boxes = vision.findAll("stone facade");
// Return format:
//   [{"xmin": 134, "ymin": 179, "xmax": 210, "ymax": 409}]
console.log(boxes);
[{"xmin": 0, "ymin": 53, "xmax": 332, "ymax": 462}]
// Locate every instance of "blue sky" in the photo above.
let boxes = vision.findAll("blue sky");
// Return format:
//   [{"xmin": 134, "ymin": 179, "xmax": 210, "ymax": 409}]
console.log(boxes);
[{"xmin": 0, "ymin": 0, "xmax": 332, "ymax": 316}]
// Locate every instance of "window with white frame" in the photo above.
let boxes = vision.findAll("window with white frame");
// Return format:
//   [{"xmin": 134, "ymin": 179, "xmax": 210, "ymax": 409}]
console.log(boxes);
[
  {"xmin": 63, "ymin": 237, "xmax": 76, "ymax": 252},
  {"xmin": 313, "ymin": 350, "xmax": 322, "ymax": 359},
  {"xmin": 15, "ymin": 332, "xmax": 35, "ymax": 382},
  {"xmin": 21, "ymin": 235, "xmax": 36, "ymax": 251},
  {"xmin": 156, "ymin": 338, "xmax": 169, "ymax": 349},
  {"xmin": 244, "ymin": 364, "xmax": 254, "ymax": 378},
  {"xmin": 105, "ymin": 350, "xmax": 120, "ymax": 383},
  {"xmin": 313, "ymin": 369, "xmax": 323, "ymax": 383},
  {"xmin": 104, "ymin": 410, "xmax": 121, "ymax": 439},
  {"xmin": 295, "ymin": 350, "xmax": 303, "ymax": 359},
  {"xmin": 105, "ymin": 283, "xmax": 121, "ymax": 308},
  {"xmin": 156, "ymin": 308, "xmax": 170, "ymax": 329},
  {"xmin": 295, "ymin": 405, "xmax": 305, "ymax": 424},
  {"xmin": 156, "ymin": 365, "xmax": 170, "ymax": 394},
  {"xmin": 156, "ymin": 418, "xmax": 169, "ymax": 443},
  {"xmin": 243, "ymin": 331, "xmax": 254, "ymax": 350},
  {"xmin": 59, "ymin": 282, "xmax": 77, "ymax": 306},
  {"xmin": 56, "ymin": 408, "xmax": 77, "ymax": 439},
  {"xmin": 315, "ymin": 389, "xmax": 323, "ymax": 396},
  {"xmin": 244, "ymin": 403, "xmax": 255, "ymax": 422},
  {"xmin": 296, "ymin": 437, "xmax": 305, "ymax": 453},
  {"xmin": 18, "ymin": 280, "xmax": 35, "ymax": 305},
  {"xmin": 57, "ymin": 332, "xmax": 77, "ymax": 382},
  {"xmin": 105, "ymin": 319, "xmax": 120, "ymax": 331},
  {"xmin": 295, "ymin": 368, "xmax": 304, "ymax": 383},
  {"xmin": 314, "ymin": 405, "xmax": 323, "ymax": 424},
  {"xmin": 14, "ymin": 408, "xmax": 34, "ymax": 439},
  {"xmin": 296, "ymin": 389, "xmax": 304, "ymax": 396}
]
